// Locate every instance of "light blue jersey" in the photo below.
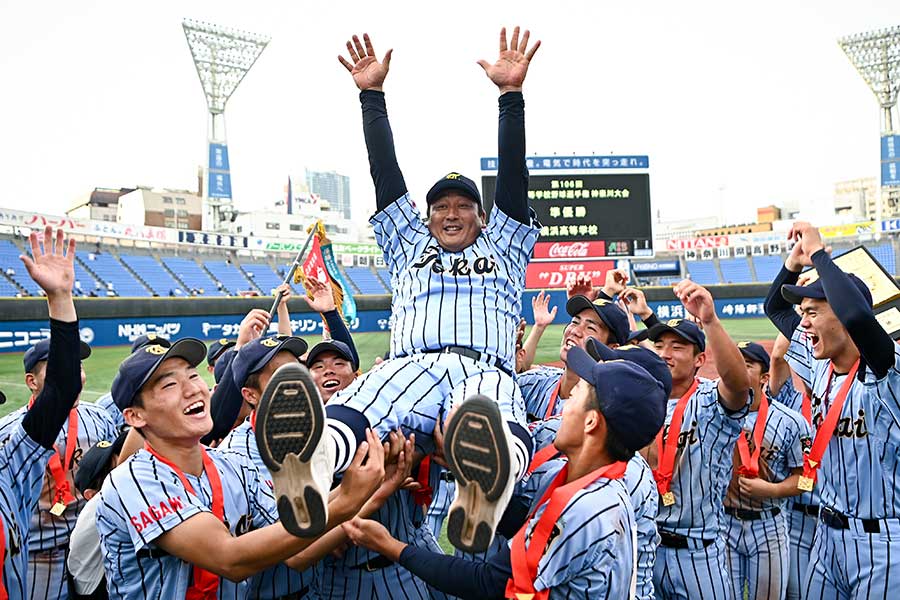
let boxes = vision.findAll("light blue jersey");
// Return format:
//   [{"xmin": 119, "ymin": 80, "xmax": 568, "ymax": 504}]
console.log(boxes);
[
  {"xmin": 95, "ymin": 447, "xmax": 277, "ymax": 600},
  {"xmin": 95, "ymin": 392, "xmax": 125, "ymax": 433},
  {"xmin": 517, "ymin": 366, "xmax": 565, "ymax": 420}
]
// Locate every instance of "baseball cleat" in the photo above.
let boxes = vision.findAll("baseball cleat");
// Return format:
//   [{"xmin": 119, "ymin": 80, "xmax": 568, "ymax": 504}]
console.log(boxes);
[
  {"xmin": 255, "ymin": 362, "xmax": 333, "ymax": 537},
  {"xmin": 444, "ymin": 395, "xmax": 516, "ymax": 554}
]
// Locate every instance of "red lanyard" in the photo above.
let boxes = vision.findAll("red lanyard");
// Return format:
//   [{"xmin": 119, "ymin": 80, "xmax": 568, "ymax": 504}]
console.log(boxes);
[
  {"xmin": 0, "ymin": 514, "xmax": 7, "ymax": 600},
  {"xmin": 652, "ymin": 378, "xmax": 699, "ymax": 506},
  {"xmin": 544, "ymin": 379, "xmax": 562, "ymax": 421},
  {"xmin": 145, "ymin": 443, "xmax": 224, "ymax": 600},
  {"xmin": 801, "ymin": 391, "xmax": 812, "ymax": 426},
  {"xmin": 527, "ymin": 444, "xmax": 562, "ymax": 476},
  {"xmin": 412, "ymin": 455, "xmax": 434, "ymax": 507},
  {"xmin": 798, "ymin": 360, "xmax": 859, "ymax": 492},
  {"xmin": 505, "ymin": 461, "xmax": 627, "ymax": 600},
  {"xmin": 28, "ymin": 396, "xmax": 78, "ymax": 515},
  {"xmin": 736, "ymin": 395, "xmax": 770, "ymax": 478}
]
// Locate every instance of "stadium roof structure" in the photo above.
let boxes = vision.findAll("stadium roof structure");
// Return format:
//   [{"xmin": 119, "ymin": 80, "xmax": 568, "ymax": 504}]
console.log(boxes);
[{"xmin": 839, "ymin": 25, "xmax": 900, "ymax": 131}]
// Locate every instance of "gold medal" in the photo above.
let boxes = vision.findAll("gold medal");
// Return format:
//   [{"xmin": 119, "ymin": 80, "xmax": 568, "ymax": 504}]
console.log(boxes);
[
  {"xmin": 662, "ymin": 491, "xmax": 676, "ymax": 506},
  {"xmin": 50, "ymin": 502, "xmax": 66, "ymax": 516},
  {"xmin": 797, "ymin": 476, "xmax": 814, "ymax": 492}
]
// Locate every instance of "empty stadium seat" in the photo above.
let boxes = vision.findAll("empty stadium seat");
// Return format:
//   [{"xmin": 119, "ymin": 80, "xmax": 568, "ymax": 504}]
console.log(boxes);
[
  {"xmin": 120, "ymin": 254, "xmax": 186, "ymax": 296},
  {"xmin": 752, "ymin": 256, "xmax": 783, "ymax": 283},
  {"xmin": 77, "ymin": 251, "xmax": 151, "ymax": 297},
  {"xmin": 719, "ymin": 258, "xmax": 754, "ymax": 284},
  {"xmin": 344, "ymin": 267, "xmax": 388, "ymax": 294},
  {"xmin": 161, "ymin": 257, "xmax": 226, "ymax": 296},
  {"xmin": 685, "ymin": 260, "xmax": 721, "ymax": 285},
  {"xmin": 243, "ymin": 263, "xmax": 286, "ymax": 296},
  {"xmin": 0, "ymin": 239, "xmax": 41, "ymax": 296},
  {"xmin": 376, "ymin": 268, "xmax": 393, "ymax": 287},
  {"xmin": 205, "ymin": 260, "xmax": 255, "ymax": 295},
  {"xmin": 867, "ymin": 243, "xmax": 896, "ymax": 275}
]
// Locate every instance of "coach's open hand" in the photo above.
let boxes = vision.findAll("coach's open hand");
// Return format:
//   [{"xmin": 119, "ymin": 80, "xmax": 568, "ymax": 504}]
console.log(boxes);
[
  {"xmin": 20, "ymin": 226, "xmax": 77, "ymax": 321},
  {"xmin": 477, "ymin": 26, "xmax": 541, "ymax": 93},
  {"xmin": 331, "ymin": 429, "xmax": 385, "ymax": 521},
  {"xmin": 338, "ymin": 33, "xmax": 392, "ymax": 91}
]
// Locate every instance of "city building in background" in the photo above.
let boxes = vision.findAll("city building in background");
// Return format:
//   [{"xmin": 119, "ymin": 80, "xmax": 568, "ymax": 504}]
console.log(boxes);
[
  {"xmin": 117, "ymin": 188, "xmax": 203, "ymax": 230},
  {"xmin": 67, "ymin": 187, "xmax": 136, "ymax": 222},
  {"xmin": 306, "ymin": 169, "xmax": 352, "ymax": 220}
]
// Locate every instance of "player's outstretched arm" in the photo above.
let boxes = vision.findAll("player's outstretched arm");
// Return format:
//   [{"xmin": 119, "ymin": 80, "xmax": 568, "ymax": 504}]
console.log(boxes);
[
  {"xmin": 154, "ymin": 430, "xmax": 385, "ymax": 581},
  {"xmin": 274, "ymin": 283, "xmax": 293, "ymax": 336},
  {"xmin": 768, "ymin": 332, "xmax": 793, "ymax": 396},
  {"xmin": 19, "ymin": 226, "xmax": 84, "ymax": 449},
  {"xmin": 339, "ymin": 33, "xmax": 407, "ymax": 213},
  {"xmin": 674, "ymin": 279, "xmax": 749, "ymax": 411},
  {"xmin": 763, "ymin": 234, "xmax": 807, "ymax": 338},
  {"xmin": 521, "ymin": 292, "xmax": 557, "ymax": 370},
  {"xmin": 304, "ymin": 276, "xmax": 361, "ymax": 368},
  {"xmin": 482, "ymin": 26, "xmax": 540, "ymax": 225}
]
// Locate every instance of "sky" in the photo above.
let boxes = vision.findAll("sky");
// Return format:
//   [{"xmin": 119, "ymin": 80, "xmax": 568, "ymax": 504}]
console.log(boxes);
[{"xmin": 1, "ymin": 0, "xmax": 899, "ymax": 228}]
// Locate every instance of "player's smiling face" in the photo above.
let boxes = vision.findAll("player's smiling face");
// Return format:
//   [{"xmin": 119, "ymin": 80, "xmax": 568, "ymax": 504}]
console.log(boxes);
[
  {"xmin": 799, "ymin": 298, "xmax": 852, "ymax": 360},
  {"xmin": 427, "ymin": 192, "xmax": 485, "ymax": 252},
  {"xmin": 653, "ymin": 332, "xmax": 704, "ymax": 393},
  {"xmin": 127, "ymin": 357, "xmax": 212, "ymax": 441},
  {"xmin": 561, "ymin": 309, "xmax": 609, "ymax": 363},
  {"xmin": 310, "ymin": 351, "xmax": 356, "ymax": 402}
]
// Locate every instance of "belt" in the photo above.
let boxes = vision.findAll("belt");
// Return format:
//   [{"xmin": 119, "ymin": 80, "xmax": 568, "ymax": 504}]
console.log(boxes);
[
  {"xmin": 421, "ymin": 346, "xmax": 512, "ymax": 377},
  {"xmin": 792, "ymin": 502, "xmax": 820, "ymax": 517},
  {"xmin": 725, "ymin": 506, "xmax": 781, "ymax": 521},
  {"xmin": 351, "ymin": 554, "xmax": 394, "ymax": 571},
  {"xmin": 439, "ymin": 471, "xmax": 456, "ymax": 483},
  {"xmin": 819, "ymin": 506, "xmax": 881, "ymax": 534},
  {"xmin": 658, "ymin": 531, "xmax": 715, "ymax": 549}
]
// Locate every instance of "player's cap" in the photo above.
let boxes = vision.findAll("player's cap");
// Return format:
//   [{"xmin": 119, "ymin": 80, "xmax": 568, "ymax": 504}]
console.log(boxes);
[
  {"xmin": 781, "ymin": 273, "xmax": 873, "ymax": 307},
  {"xmin": 425, "ymin": 172, "xmax": 483, "ymax": 210},
  {"xmin": 586, "ymin": 337, "xmax": 673, "ymax": 398},
  {"xmin": 23, "ymin": 338, "xmax": 91, "ymax": 373},
  {"xmin": 305, "ymin": 340, "xmax": 358, "ymax": 371},
  {"xmin": 130, "ymin": 333, "xmax": 171, "ymax": 354},
  {"xmin": 627, "ymin": 328, "xmax": 650, "ymax": 343},
  {"xmin": 647, "ymin": 318, "xmax": 706, "ymax": 352},
  {"xmin": 111, "ymin": 339, "xmax": 207, "ymax": 410},
  {"xmin": 231, "ymin": 335, "xmax": 308, "ymax": 389},
  {"xmin": 213, "ymin": 347, "xmax": 236, "ymax": 384},
  {"xmin": 74, "ymin": 429, "xmax": 128, "ymax": 494},
  {"xmin": 566, "ymin": 346, "xmax": 667, "ymax": 452},
  {"xmin": 565, "ymin": 295, "xmax": 630, "ymax": 346},
  {"xmin": 207, "ymin": 338, "xmax": 236, "ymax": 366},
  {"xmin": 737, "ymin": 341, "xmax": 771, "ymax": 372}
]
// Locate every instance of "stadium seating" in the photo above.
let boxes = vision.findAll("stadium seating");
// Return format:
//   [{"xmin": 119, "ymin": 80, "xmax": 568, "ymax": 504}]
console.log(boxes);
[
  {"xmin": 0, "ymin": 239, "xmax": 41, "ymax": 295},
  {"xmin": 376, "ymin": 267, "xmax": 392, "ymax": 287},
  {"xmin": 242, "ymin": 263, "xmax": 286, "ymax": 296},
  {"xmin": 752, "ymin": 256, "xmax": 783, "ymax": 283},
  {"xmin": 119, "ymin": 254, "xmax": 186, "ymax": 296},
  {"xmin": 718, "ymin": 258, "xmax": 754, "ymax": 284},
  {"xmin": 685, "ymin": 260, "xmax": 721, "ymax": 285},
  {"xmin": 77, "ymin": 251, "xmax": 151, "ymax": 297},
  {"xmin": 867, "ymin": 243, "xmax": 896, "ymax": 275},
  {"xmin": 344, "ymin": 266, "xmax": 389, "ymax": 294},
  {"xmin": 161, "ymin": 257, "xmax": 226, "ymax": 296},
  {"xmin": 205, "ymin": 260, "xmax": 255, "ymax": 295},
  {"xmin": 73, "ymin": 261, "xmax": 100, "ymax": 296}
]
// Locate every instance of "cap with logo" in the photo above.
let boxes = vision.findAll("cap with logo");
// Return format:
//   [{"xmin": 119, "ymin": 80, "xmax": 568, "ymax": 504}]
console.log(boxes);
[
  {"xmin": 425, "ymin": 172, "xmax": 483, "ymax": 213},
  {"xmin": 74, "ymin": 430, "xmax": 129, "ymax": 493},
  {"xmin": 647, "ymin": 318, "xmax": 706, "ymax": 352},
  {"xmin": 565, "ymin": 346, "xmax": 667, "ymax": 452},
  {"xmin": 565, "ymin": 295, "xmax": 630, "ymax": 346},
  {"xmin": 781, "ymin": 273, "xmax": 873, "ymax": 308},
  {"xmin": 207, "ymin": 338, "xmax": 237, "ymax": 366},
  {"xmin": 736, "ymin": 341, "xmax": 770, "ymax": 372},
  {"xmin": 306, "ymin": 340, "xmax": 358, "ymax": 371},
  {"xmin": 213, "ymin": 347, "xmax": 237, "ymax": 384},
  {"xmin": 24, "ymin": 338, "xmax": 91, "ymax": 373},
  {"xmin": 586, "ymin": 337, "xmax": 673, "ymax": 398},
  {"xmin": 110, "ymin": 339, "xmax": 208, "ymax": 410},
  {"xmin": 231, "ymin": 335, "xmax": 309, "ymax": 389},
  {"xmin": 131, "ymin": 334, "xmax": 171, "ymax": 354}
]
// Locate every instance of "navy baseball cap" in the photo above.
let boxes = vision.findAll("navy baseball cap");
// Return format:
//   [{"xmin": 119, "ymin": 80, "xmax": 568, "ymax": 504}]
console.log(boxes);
[
  {"xmin": 566, "ymin": 295, "xmax": 630, "ymax": 346},
  {"xmin": 207, "ymin": 338, "xmax": 236, "ymax": 366},
  {"xmin": 74, "ymin": 429, "xmax": 128, "ymax": 493},
  {"xmin": 425, "ymin": 172, "xmax": 483, "ymax": 210},
  {"xmin": 587, "ymin": 338, "xmax": 673, "ymax": 398},
  {"xmin": 737, "ymin": 341, "xmax": 771, "ymax": 372},
  {"xmin": 213, "ymin": 347, "xmax": 236, "ymax": 384},
  {"xmin": 306, "ymin": 340, "xmax": 358, "ymax": 371},
  {"xmin": 566, "ymin": 346, "xmax": 667, "ymax": 452},
  {"xmin": 231, "ymin": 335, "xmax": 308, "ymax": 389},
  {"xmin": 647, "ymin": 318, "xmax": 707, "ymax": 352},
  {"xmin": 111, "ymin": 339, "xmax": 208, "ymax": 410},
  {"xmin": 781, "ymin": 273, "xmax": 873, "ymax": 308},
  {"xmin": 627, "ymin": 329, "xmax": 650, "ymax": 344},
  {"xmin": 24, "ymin": 338, "xmax": 91, "ymax": 373},
  {"xmin": 131, "ymin": 334, "xmax": 171, "ymax": 354}
]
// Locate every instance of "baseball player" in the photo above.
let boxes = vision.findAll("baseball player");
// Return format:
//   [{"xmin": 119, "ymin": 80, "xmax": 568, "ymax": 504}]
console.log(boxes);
[
  {"xmin": 96, "ymin": 334, "xmax": 172, "ymax": 432},
  {"xmin": 722, "ymin": 341, "xmax": 811, "ymax": 600},
  {"xmin": 206, "ymin": 337, "xmax": 236, "ymax": 375},
  {"xmin": 0, "ymin": 315, "xmax": 117, "ymax": 600},
  {"xmin": 342, "ymin": 351, "xmax": 667, "ymax": 599},
  {"xmin": 1, "ymin": 226, "xmax": 87, "ymax": 600},
  {"xmin": 764, "ymin": 221, "xmax": 900, "ymax": 599},
  {"xmin": 643, "ymin": 279, "xmax": 751, "ymax": 600},
  {"xmin": 94, "ymin": 340, "xmax": 385, "ymax": 600},
  {"xmin": 254, "ymin": 27, "xmax": 542, "ymax": 554}
]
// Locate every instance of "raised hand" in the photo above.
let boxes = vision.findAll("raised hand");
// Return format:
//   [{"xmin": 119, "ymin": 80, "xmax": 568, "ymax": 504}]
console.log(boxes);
[
  {"xmin": 566, "ymin": 273, "xmax": 598, "ymax": 301},
  {"xmin": 785, "ymin": 221, "xmax": 830, "ymax": 272},
  {"xmin": 236, "ymin": 308, "xmax": 271, "ymax": 348},
  {"xmin": 621, "ymin": 286, "xmax": 652, "ymax": 319},
  {"xmin": 477, "ymin": 26, "xmax": 541, "ymax": 92},
  {"xmin": 20, "ymin": 226, "xmax": 75, "ymax": 297},
  {"xmin": 673, "ymin": 279, "xmax": 717, "ymax": 325},
  {"xmin": 304, "ymin": 276, "xmax": 336, "ymax": 313},
  {"xmin": 602, "ymin": 268, "xmax": 629, "ymax": 298},
  {"xmin": 531, "ymin": 291, "xmax": 558, "ymax": 327},
  {"xmin": 338, "ymin": 33, "xmax": 392, "ymax": 91},
  {"xmin": 334, "ymin": 429, "xmax": 385, "ymax": 518}
]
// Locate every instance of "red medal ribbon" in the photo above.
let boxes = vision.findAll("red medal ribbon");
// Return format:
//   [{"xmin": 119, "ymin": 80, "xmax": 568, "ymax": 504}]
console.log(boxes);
[
  {"xmin": 526, "ymin": 444, "xmax": 562, "ymax": 476},
  {"xmin": 412, "ymin": 455, "xmax": 434, "ymax": 507},
  {"xmin": 802, "ymin": 359, "xmax": 859, "ymax": 486},
  {"xmin": 736, "ymin": 395, "xmax": 769, "ymax": 478},
  {"xmin": 28, "ymin": 395, "xmax": 78, "ymax": 511},
  {"xmin": 652, "ymin": 378, "xmax": 699, "ymax": 498},
  {"xmin": 145, "ymin": 443, "xmax": 224, "ymax": 600},
  {"xmin": 505, "ymin": 461, "xmax": 627, "ymax": 600},
  {"xmin": 0, "ymin": 514, "xmax": 8, "ymax": 600},
  {"xmin": 801, "ymin": 391, "xmax": 812, "ymax": 426},
  {"xmin": 543, "ymin": 379, "xmax": 562, "ymax": 421}
]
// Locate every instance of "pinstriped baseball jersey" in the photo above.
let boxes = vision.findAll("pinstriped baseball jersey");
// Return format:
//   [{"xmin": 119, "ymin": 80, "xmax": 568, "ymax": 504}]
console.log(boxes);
[
  {"xmin": 770, "ymin": 378, "xmax": 822, "ymax": 508},
  {"xmin": 518, "ymin": 458, "xmax": 636, "ymax": 598},
  {"xmin": 786, "ymin": 326, "xmax": 900, "ymax": 519},
  {"xmin": 655, "ymin": 378, "xmax": 747, "ymax": 539},
  {"xmin": 0, "ymin": 424, "xmax": 54, "ymax": 600},
  {"xmin": 517, "ymin": 366, "xmax": 565, "ymax": 420},
  {"xmin": 528, "ymin": 416, "xmax": 561, "ymax": 452},
  {"xmin": 95, "ymin": 392, "xmax": 125, "ymax": 433},
  {"xmin": 95, "ymin": 447, "xmax": 278, "ymax": 600},
  {"xmin": 371, "ymin": 194, "xmax": 540, "ymax": 374},
  {"xmin": 218, "ymin": 419, "xmax": 314, "ymax": 599},
  {"xmin": 725, "ymin": 400, "xmax": 810, "ymax": 512},
  {"xmin": 0, "ymin": 402, "xmax": 118, "ymax": 552},
  {"xmin": 624, "ymin": 454, "xmax": 659, "ymax": 600}
]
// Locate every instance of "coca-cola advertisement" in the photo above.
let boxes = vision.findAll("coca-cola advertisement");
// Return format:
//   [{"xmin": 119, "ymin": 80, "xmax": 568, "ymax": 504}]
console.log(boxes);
[
  {"xmin": 525, "ymin": 260, "xmax": 614, "ymax": 289},
  {"xmin": 533, "ymin": 240, "xmax": 606, "ymax": 259}
]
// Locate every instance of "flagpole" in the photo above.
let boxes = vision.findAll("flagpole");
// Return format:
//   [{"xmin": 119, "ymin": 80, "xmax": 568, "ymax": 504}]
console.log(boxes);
[{"xmin": 268, "ymin": 225, "xmax": 317, "ymax": 319}]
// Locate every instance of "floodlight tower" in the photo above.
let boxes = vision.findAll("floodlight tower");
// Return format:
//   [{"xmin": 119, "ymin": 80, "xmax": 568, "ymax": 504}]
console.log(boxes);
[
  {"xmin": 183, "ymin": 19, "xmax": 270, "ymax": 231},
  {"xmin": 839, "ymin": 26, "xmax": 900, "ymax": 222}
]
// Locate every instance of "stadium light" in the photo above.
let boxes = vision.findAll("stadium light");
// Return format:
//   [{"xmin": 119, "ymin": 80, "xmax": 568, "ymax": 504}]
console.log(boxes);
[
  {"xmin": 183, "ymin": 18, "xmax": 270, "ymax": 231},
  {"xmin": 839, "ymin": 25, "xmax": 900, "ymax": 132}
]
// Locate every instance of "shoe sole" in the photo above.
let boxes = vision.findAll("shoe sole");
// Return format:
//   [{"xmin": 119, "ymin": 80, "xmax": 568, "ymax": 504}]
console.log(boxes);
[
  {"xmin": 254, "ymin": 362, "xmax": 327, "ymax": 537},
  {"xmin": 443, "ymin": 395, "xmax": 511, "ymax": 554}
]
